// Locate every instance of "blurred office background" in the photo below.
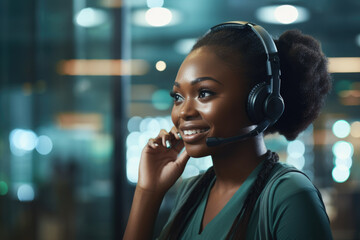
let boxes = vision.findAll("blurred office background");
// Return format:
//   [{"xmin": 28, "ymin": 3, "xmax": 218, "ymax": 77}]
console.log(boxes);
[{"xmin": 0, "ymin": 0, "xmax": 360, "ymax": 239}]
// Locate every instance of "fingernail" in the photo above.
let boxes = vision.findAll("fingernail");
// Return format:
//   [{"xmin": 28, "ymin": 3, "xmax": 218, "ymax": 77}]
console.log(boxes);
[
  {"xmin": 166, "ymin": 140, "xmax": 171, "ymax": 149},
  {"xmin": 177, "ymin": 133, "xmax": 182, "ymax": 139},
  {"xmin": 154, "ymin": 143, "xmax": 159, "ymax": 147}
]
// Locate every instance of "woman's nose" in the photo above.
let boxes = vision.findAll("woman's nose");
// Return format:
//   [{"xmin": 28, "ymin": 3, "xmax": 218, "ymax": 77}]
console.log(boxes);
[{"xmin": 179, "ymin": 98, "xmax": 199, "ymax": 120}]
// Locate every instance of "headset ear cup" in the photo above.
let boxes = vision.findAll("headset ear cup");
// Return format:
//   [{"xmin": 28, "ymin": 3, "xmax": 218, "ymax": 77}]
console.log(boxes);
[{"xmin": 247, "ymin": 82, "xmax": 269, "ymax": 123}]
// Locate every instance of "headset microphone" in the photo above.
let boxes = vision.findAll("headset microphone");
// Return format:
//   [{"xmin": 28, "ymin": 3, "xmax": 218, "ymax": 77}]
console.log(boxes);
[
  {"xmin": 204, "ymin": 21, "xmax": 285, "ymax": 147},
  {"xmin": 206, "ymin": 120, "xmax": 270, "ymax": 147}
]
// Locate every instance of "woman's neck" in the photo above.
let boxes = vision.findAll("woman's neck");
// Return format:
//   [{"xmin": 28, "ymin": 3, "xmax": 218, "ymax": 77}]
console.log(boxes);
[{"xmin": 210, "ymin": 135, "xmax": 267, "ymax": 192}]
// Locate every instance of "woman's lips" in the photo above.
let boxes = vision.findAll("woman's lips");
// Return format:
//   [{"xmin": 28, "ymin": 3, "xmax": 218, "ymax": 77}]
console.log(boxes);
[{"xmin": 181, "ymin": 128, "xmax": 210, "ymax": 143}]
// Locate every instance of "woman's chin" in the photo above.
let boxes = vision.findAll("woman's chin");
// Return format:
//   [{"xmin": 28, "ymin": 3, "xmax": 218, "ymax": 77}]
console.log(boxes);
[{"xmin": 184, "ymin": 144, "xmax": 212, "ymax": 158}]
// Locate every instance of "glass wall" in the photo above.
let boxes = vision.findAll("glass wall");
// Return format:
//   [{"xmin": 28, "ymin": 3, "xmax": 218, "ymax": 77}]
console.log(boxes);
[
  {"xmin": 0, "ymin": 0, "xmax": 129, "ymax": 239},
  {"xmin": 1, "ymin": 0, "xmax": 360, "ymax": 239}
]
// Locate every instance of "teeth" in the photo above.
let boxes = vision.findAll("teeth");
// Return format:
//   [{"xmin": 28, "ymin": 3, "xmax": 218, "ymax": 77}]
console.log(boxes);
[{"xmin": 183, "ymin": 129, "xmax": 208, "ymax": 135}]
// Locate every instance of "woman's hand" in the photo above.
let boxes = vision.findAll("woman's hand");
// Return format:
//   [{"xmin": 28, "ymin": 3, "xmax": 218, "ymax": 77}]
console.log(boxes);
[
  {"xmin": 137, "ymin": 127, "xmax": 190, "ymax": 195},
  {"xmin": 124, "ymin": 126, "xmax": 188, "ymax": 240}
]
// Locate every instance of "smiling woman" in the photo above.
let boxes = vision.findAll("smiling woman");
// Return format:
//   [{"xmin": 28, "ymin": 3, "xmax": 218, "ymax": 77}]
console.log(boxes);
[
  {"xmin": 169, "ymin": 48, "xmax": 251, "ymax": 158},
  {"xmin": 123, "ymin": 21, "xmax": 332, "ymax": 240}
]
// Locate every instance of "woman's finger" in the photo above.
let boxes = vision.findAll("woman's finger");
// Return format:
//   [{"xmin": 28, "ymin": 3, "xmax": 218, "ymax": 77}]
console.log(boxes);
[
  {"xmin": 170, "ymin": 126, "xmax": 182, "ymax": 140},
  {"xmin": 154, "ymin": 128, "xmax": 184, "ymax": 150},
  {"xmin": 147, "ymin": 138, "xmax": 159, "ymax": 149},
  {"xmin": 175, "ymin": 150, "xmax": 190, "ymax": 173},
  {"xmin": 154, "ymin": 129, "xmax": 173, "ymax": 148}
]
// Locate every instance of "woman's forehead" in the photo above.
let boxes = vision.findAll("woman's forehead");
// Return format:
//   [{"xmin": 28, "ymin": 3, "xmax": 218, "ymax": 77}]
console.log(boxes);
[{"xmin": 174, "ymin": 47, "xmax": 245, "ymax": 87}]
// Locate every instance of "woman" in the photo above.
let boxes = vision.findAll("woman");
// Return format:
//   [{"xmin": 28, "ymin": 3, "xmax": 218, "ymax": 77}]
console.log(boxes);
[{"xmin": 124, "ymin": 21, "xmax": 333, "ymax": 239}]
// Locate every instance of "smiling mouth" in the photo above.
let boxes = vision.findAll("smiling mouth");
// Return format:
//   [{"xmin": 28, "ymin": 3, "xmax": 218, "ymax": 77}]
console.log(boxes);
[{"xmin": 183, "ymin": 128, "xmax": 210, "ymax": 136}]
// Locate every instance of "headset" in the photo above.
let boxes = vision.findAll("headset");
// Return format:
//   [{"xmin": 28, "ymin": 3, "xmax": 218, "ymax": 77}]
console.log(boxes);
[{"xmin": 206, "ymin": 21, "xmax": 285, "ymax": 147}]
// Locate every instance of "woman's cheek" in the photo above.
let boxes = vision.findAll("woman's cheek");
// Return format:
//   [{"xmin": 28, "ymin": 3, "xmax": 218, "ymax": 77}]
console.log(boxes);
[
  {"xmin": 171, "ymin": 105, "xmax": 179, "ymax": 126},
  {"xmin": 210, "ymin": 101, "xmax": 246, "ymax": 136}
]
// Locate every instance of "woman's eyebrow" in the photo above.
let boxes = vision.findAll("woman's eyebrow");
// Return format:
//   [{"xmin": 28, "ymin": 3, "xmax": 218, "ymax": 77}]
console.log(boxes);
[
  {"xmin": 191, "ymin": 77, "xmax": 223, "ymax": 85},
  {"xmin": 173, "ymin": 77, "xmax": 223, "ymax": 87}
]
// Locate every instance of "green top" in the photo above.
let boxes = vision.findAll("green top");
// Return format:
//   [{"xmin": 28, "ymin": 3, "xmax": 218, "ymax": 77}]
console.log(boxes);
[{"xmin": 158, "ymin": 160, "xmax": 333, "ymax": 240}]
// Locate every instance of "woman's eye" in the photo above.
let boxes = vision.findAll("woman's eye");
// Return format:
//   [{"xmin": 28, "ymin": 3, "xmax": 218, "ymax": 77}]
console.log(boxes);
[
  {"xmin": 198, "ymin": 90, "xmax": 215, "ymax": 99},
  {"xmin": 170, "ymin": 91, "xmax": 184, "ymax": 102}
]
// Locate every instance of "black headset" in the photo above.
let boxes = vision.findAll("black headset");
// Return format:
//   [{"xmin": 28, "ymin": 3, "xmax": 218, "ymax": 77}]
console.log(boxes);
[{"xmin": 209, "ymin": 21, "xmax": 285, "ymax": 129}]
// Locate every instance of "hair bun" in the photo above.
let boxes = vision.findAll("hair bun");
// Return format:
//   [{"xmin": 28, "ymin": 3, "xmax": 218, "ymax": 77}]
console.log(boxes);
[{"xmin": 266, "ymin": 30, "xmax": 332, "ymax": 140}]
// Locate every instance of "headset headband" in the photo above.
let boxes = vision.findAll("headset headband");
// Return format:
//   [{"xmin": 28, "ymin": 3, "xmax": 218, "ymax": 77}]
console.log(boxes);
[{"xmin": 209, "ymin": 21, "xmax": 281, "ymax": 100}]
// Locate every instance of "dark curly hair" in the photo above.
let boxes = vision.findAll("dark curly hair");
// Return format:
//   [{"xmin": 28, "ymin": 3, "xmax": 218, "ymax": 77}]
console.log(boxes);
[
  {"xmin": 161, "ymin": 24, "xmax": 332, "ymax": 240},
  {"xmin": 269, "ymin": 30, "xmax": 332, "ymax": 140}
]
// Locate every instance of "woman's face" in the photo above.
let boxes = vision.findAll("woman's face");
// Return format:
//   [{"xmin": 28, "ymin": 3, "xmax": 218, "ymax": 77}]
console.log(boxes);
[{"xmin": 171, "ymin": 46, "xmax": 252, "ymax": 157}]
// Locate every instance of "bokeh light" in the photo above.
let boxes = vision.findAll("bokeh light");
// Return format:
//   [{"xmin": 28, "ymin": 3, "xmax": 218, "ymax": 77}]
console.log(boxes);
[
  {"xmin": 17, "ymin": 184, "xmax": 35, "ymax": 202},
  {"xmin": 75, "ymin": 8, "xmax": 108, "ymax": 28},
  {"xmin": 126, "ymin": 116, "xmax": 174, "ymax": 184},
  {"xmin": 152, "ymin": 89, "xmax": 172, "ymax": 110},
  {"xmin": 287, "ymin": 140, "xmax": 305, "ymax": 158},
  {"xmin": 255, "ymin": 5, "xmax": 309, "ymax": 24},
  {"xmin": 127, "ymin": 145, "xmax": 141, "ymax": 160},
  {"xmin": 332, "ymin": 120, "xmax": 351, "ymax": 138},
  {"xmin": 145, "ymin": 7, "xmax": 172, "ymax": 27},
  {"xmin": 350, "ymin": 121, "xmax": 360, "ymax": 138},
  {"xmin": 332, "ymin": 141, "xmax": 354, "ymax": 159},
  {"xmin": 36, "ymin": 135, "xmax": 53, "ymax": 155},
  {"xmin": 286, "ymin": 155, "xmax": 305, "ymax": 170},
  {"xmin": 127, "ymin": 116, "xmax": 142, "ymax": 132},
  {"xmin": 147, "ymin": 118, "xmax": 161, "ymax": 133},
  {"xmin": 126, "ymin": 132, "xmax": 141, "ymax": 148},
  {"xmin": 155, "ymin": 60, "xmax": 167, "ymax": 71},
  {"xmin": 139, "ymin": 131, "xmax": 155, "ymax": 149},
  {"xmin": 127, "ymin": 157, "xmax": 140, "ymax": 184},
  {"xmin": 174, "ymin": 38, "xmax": 197, "ymax": 55},
  {"xmin": 10, "ymin": 129, "xmax": 38, "ymax": 152},
  {"xmin": 332, "ymin": 165, "xmax": 350, "ymax": 183},
  {"xmin": 139, "ymin": 117, "xmax": 152, "ymax": 132},
  {"xmin": 335, "ymin": 157, "xmax": 353, "ymax": 169},
  {"xmin": 156, "ymin": 116, "xmax": 172, "ymax": 131},
  {"xmin": 275, "ymin": 5, "xmax": 299, "ymax": 24},
  {"xmin": 0, "ymin": 181, "xmax": 8, "ymax": 196}
]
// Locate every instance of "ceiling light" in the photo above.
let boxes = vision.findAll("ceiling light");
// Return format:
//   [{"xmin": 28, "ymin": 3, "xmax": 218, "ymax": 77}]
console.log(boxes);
[
  {"xmin": 133, "ymin": 8, "xmax": 181, "ymax": 27},
  {"xmin": 57, "ymin": 59, "xmax": 149, "ymax": 76},
  {"xmin": 328, "ymin": 57, "xmax": 360, "ymax": 73},
  {"xmin": 145, "ymin": 7, "xmax": 172, "ymax": 27},
  {"xmin": 275, "ymin": 5, "xmax": 298, "ymax": 24},
  {"xmin": 255, "ymin": 5, "xmax": 309, "ymax": 24},
  {"xmin": 155, "ymin": 60, "xmax": 167, "ymax": 71}
]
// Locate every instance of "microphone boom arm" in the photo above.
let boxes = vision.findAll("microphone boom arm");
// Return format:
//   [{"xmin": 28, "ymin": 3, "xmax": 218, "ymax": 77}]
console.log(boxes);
[{"xmin": 206, "ymin": 120, "xmax": 271, "ymax": 147}]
